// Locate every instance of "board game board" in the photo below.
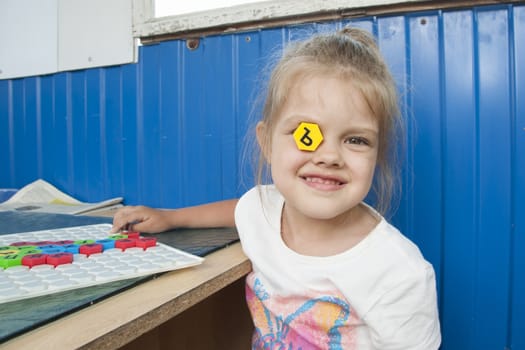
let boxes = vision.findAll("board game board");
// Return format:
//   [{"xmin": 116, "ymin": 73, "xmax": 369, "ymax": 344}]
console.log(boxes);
[{"xmin": 0, "ymin": 223, "xmax": 204, "ymax": 304}]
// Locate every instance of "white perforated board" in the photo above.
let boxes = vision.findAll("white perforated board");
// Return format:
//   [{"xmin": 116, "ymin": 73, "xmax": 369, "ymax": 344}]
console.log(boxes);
[{"xmin": 0, "ymin": 224, "xmax": 204, "ymax": 304}]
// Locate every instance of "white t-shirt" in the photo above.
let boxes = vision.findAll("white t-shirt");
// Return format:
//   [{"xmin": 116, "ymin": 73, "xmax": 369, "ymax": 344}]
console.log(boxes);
[{"xmin": 235, "ymin": 185, "xmax": 441, "ymax": 349}]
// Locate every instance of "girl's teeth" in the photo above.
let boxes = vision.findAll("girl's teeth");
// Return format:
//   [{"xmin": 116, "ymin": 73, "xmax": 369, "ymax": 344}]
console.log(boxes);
[{"xmin": 306, "ymin": 177, "xmax": 341, "ymax": 185}]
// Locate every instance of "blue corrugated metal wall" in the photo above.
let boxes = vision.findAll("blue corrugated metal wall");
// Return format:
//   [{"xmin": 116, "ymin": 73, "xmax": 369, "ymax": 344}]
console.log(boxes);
[{"xmin": 1, "ymin": 3, "xmax": 524, "ymax": 349}]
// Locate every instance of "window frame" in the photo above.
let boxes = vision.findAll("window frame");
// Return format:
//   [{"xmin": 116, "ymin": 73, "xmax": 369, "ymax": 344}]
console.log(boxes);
[{"xmin": 132, "ymin": 0, "xmax": 427, "ymax": 40}]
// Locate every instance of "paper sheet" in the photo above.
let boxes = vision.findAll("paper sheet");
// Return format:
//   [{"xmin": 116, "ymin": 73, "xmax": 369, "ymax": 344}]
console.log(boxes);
[{"xmin": 0, "ymin": 179, "xmax": 123, "ymax": 215}]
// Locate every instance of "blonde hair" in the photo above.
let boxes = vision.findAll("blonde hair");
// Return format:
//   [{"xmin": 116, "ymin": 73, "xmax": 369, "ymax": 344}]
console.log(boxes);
[{"xmin": 251, "ymin": 27, "xmax": 404, "ymax": 216}]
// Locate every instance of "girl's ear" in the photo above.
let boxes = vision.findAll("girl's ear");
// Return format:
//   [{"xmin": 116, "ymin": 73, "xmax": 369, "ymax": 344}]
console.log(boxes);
[{"xmin": 256, "ymin": 121, "xmax": 271, "ymax": 162}]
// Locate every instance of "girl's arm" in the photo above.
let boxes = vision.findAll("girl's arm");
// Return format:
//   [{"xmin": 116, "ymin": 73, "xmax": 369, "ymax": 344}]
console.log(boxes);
[{"xmin": 111, "ymin": 199, "xmax": 238, "ymax": 234}]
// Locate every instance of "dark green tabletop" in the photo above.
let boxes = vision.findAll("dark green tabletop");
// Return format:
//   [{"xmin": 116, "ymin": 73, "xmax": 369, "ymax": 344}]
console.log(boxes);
[{"xmin": 0, "ymin": 211, "xmax": 238, "ymax": 343}]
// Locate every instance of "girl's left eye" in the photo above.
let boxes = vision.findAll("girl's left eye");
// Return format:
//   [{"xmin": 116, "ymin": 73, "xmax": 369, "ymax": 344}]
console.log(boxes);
[{"xmin": 345, "ymin": 137, "xmax": 369, "ymax": 146}]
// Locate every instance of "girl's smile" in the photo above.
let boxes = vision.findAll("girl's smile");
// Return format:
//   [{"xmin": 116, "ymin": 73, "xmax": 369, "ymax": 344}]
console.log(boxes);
[{"xmin": 300, "ymin": 173, "xmax": 347, "ymax": 190}]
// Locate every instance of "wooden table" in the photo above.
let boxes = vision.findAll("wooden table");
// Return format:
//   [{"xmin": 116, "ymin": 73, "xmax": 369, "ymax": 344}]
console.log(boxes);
[{"xmin": 0, "ymin": 210, "xmax": 253, "ymax": 350}]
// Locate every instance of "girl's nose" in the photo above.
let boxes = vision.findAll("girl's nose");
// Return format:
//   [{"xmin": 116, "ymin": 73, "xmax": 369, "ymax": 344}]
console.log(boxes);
[{"xmin": 311, "ymin": 140, "xmax": 343, "ymax": 167}]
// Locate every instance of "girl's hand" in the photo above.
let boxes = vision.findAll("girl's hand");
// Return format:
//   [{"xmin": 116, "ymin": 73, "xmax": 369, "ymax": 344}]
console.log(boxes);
[
  {"xmin": 111, "ymin": 199, "xmax": 238, "ymax": 234},
  {"xmin": 111, "ymin": 205, "xmax": 176, "ymax": 234}
]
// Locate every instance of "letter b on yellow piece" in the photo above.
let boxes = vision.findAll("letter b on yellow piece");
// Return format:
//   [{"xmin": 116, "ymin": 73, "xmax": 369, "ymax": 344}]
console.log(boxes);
[{"xmin": 293, "ymin": 122, "xmax": 323, "ymax": 151}]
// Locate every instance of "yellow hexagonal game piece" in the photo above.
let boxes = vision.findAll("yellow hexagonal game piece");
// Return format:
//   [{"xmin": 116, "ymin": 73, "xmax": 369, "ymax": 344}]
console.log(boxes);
[{"xmin": 293, "ymin": 122, "xmax": 323, "ymax": 151}]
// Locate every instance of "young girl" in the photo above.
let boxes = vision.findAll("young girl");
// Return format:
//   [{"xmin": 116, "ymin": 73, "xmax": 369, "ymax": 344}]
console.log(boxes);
[{"xmin": 112, "ymin": 27, "xmax": 441, "ymax": 349}]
